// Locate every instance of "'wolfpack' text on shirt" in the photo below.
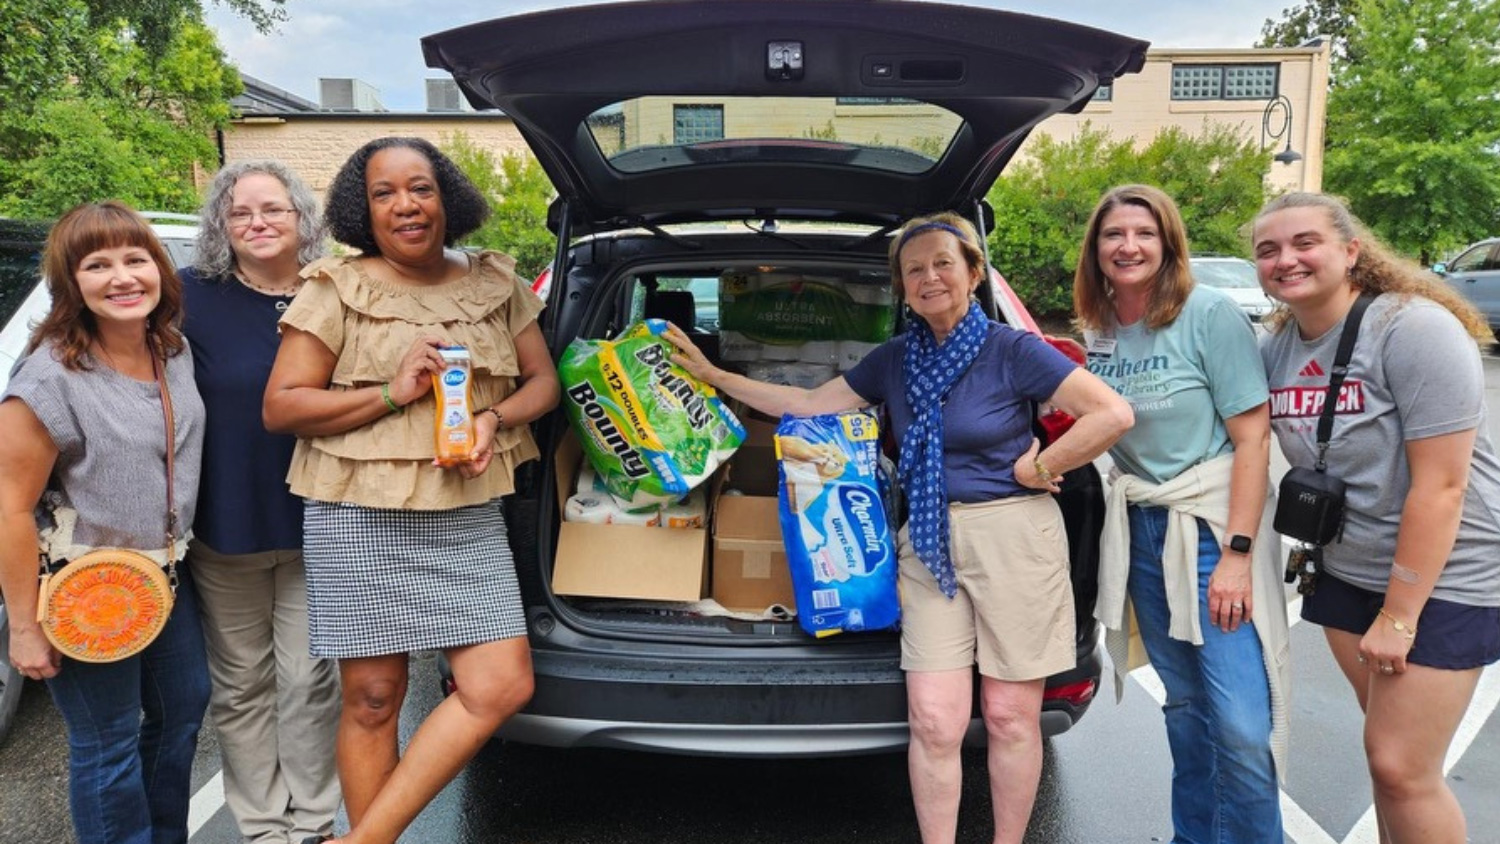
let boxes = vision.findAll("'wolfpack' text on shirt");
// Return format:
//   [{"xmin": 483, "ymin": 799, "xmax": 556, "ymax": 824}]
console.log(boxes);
[{"xmin": 1268, "ymin": 382, "xmax": 1366, "ymax": 419}]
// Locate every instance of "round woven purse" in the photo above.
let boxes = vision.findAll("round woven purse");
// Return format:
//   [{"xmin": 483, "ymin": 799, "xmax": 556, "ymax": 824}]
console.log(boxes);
[
  {"xmin": 34, "ymin": 350, "xmax": 180, "ymax": 663},
  {"xmin": 36, "ymin": 549, "xmax": 174, "ymax": 663}
]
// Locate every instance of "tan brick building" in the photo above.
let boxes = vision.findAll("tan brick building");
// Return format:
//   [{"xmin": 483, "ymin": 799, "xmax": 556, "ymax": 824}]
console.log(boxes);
[{"xmin": 219, "ymin": 40, "xmax": 1330, "ymax": 203}]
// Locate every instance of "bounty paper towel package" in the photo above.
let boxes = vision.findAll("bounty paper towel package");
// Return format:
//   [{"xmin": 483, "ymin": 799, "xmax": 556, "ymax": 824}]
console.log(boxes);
[
  {"xmin": 560, "ymin": 319, "xmax": 745, "ymax": 510},
  {"xmin": 775, "ymin": 411, "xmax": 898, "ymax": 637}
]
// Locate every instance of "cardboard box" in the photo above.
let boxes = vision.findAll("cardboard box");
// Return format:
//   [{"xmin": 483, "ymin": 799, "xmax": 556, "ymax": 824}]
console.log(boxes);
[
  {"xmin": 725, "ymin": 408, "xmax": 781, "ymax": 496},
  {"xmin": 712, "ymin": 445, "xmax": 795, "ymax": 612},
  {"xmin": 713, "ymin": 494, "xmax": 795, "ymax": 612},
  {"xmin": 549, "ymin": 434, "xmax": 709, "ymax": 602}
]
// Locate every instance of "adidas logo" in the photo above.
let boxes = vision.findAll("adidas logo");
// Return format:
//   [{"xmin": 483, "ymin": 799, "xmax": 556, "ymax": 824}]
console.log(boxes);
[{"xmin": 1299, "ymin": 360, "xmax": 1325, "ymax": 378}]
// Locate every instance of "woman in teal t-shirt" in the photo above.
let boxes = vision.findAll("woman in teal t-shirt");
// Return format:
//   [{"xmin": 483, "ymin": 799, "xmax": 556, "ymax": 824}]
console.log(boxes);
[{"xmin": 1075, "ymin": 184, "xmax": 1286, "ymax": 844}]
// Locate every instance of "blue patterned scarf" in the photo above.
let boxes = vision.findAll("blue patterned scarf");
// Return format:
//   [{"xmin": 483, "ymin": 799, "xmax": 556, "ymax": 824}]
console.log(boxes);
[{"xmin": 900, "ymin": 301, "xmax": 988, "ymax": 598}]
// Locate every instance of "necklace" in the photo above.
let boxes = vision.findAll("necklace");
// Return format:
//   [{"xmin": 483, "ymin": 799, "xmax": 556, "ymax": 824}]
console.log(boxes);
[{"xmin": 233, "ymin": 270, "xmax": 302, "ymax": 298}]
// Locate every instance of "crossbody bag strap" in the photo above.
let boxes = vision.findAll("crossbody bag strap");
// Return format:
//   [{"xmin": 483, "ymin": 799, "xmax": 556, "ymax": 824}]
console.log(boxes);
[
  {"xmin": 151, "ymin": 350, "xmax": 179, "ymax": 591},
  {"xmin": 1313, "ymin": 292, "xmax": 1375, "ymax": 471}
]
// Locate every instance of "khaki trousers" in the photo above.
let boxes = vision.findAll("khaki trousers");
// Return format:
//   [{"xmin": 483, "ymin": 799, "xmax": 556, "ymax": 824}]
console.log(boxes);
[{"xmin": 191, "ymin": 540, "xmax": 341, "ymax": 844}]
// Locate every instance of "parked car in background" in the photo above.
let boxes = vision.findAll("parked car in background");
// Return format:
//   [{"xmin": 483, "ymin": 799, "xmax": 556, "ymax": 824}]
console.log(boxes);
[
  {"xmin": 1433, "ymin": 237, "xmax": 1500, "ymax": 336},
  {"xmin": 422, "ymin": 0, "xmax": 1147, "ymax": 757},
  {"xmin": 0, "ymin": 217, "xmax": 50, "ymax": 741},
  {"xmin": 0, "ymin": 213, "xmax": 197, "ymax": 743},
  {"xmin": 1189, "ymin": 254, "xmax": 1276, "ymax": 325}
]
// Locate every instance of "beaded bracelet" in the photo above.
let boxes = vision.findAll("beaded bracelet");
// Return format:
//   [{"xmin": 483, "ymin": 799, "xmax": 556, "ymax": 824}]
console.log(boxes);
[{"xmin": 480, "ymin": 406, "xmax": 503, "ymax": 428}]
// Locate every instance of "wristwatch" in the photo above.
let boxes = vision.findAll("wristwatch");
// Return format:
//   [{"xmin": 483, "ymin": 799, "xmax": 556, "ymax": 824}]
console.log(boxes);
[{"xmin": 1226, "ymin": 534, "xmax": 1253, "ymax": 554}]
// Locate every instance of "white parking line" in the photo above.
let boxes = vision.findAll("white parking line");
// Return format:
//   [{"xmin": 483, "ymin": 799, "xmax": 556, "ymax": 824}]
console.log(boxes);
[
  {"xmin": 1338, "ymin": 661, "xmax": 1500, "ymax": 844},
  {"xmin": 188, "ymin": 770, "xmax": 224, "ymax": 837}
]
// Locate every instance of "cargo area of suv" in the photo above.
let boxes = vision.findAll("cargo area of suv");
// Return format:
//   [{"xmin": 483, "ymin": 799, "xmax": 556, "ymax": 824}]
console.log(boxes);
[
  {"xmin": 422, "ymin": 0, "xmax": 1148, "ymax": 755},
  {"xmin": 447, "ymin": 224, "xmax": 1108, "ymax": 756}
]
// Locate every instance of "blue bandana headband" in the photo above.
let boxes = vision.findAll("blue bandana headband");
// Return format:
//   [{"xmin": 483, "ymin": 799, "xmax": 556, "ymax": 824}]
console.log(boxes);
[{"xmin": 896, "ymin": 221, "xmax": 970, "ymax": 251}]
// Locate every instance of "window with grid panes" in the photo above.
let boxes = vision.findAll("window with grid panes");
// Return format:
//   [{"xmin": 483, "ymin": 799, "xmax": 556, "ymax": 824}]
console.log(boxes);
[
  {"xmin": 673, "ymin": 104, "xmax": 724, "ymax": 144},
  {"xmin": 1172, "ymin": 64, "xmax": 1279, "ymax": 100},
  {"xmin": 1224, "ymin": 65, "xmax": 1278, "ymax": 99}
]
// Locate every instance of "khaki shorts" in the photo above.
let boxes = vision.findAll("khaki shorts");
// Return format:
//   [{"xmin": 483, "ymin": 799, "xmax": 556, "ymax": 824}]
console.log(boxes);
[{"xmin": 898, "ymin": 494, "xmax": 1076, "ymax": 681}]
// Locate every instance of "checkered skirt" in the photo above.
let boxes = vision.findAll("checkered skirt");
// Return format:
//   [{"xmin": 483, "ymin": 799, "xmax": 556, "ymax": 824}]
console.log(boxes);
[{"xmin": 302, "ymin": 499, "xmax": 527, "ymax": 659}]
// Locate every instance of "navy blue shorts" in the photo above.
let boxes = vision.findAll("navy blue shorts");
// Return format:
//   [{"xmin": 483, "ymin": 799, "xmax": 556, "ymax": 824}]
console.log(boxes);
[{"xmin": 1301, "ymin": 572, "xmax": 1500, "ymax": 670}]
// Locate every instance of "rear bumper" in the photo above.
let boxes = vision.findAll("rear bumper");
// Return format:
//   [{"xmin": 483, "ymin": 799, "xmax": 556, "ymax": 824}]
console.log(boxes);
[
  {"xmin": 446, "ymin": 623, "xmax": 1101, "ymax": 758},
  {"xmin": 499, "ymin": 714, "xmax": 912, "ymax": 757}
]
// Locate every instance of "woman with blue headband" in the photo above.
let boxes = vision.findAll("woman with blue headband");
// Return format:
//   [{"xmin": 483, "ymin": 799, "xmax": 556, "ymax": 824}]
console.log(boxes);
[{"xmin": 665, "ymin": 210, "xmax": 1132, "ymax": 844}]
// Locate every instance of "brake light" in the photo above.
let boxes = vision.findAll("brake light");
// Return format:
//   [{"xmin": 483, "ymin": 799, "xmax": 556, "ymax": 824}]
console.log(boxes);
[{"xmin": 1043, "ymin": 678, "xmax": 1096, "ymax": 707}]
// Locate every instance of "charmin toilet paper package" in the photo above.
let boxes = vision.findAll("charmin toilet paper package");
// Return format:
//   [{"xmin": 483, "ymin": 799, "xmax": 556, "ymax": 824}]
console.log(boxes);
[
  {"xmin": 774, "ymin": 411, "xmax": 898, "ymax": 637},
  {"xmin": 559, "ymin": 319, "xmax": 745, "ymax": 510}
]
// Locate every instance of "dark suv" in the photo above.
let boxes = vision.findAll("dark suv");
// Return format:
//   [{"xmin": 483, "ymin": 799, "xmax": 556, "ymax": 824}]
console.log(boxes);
[{"xmin": 423, "ymin": 0, "xmax": 1147, "ymax": 756}]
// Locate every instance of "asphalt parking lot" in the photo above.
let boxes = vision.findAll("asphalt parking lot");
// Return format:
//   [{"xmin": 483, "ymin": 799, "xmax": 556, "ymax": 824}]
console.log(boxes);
[{"xmin": 3, "ymin": 356, "xmax": 1500, "ymax": 844}]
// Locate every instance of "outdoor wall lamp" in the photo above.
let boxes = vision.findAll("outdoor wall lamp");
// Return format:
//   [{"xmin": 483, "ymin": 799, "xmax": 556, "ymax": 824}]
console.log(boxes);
[{"xmin": 1262, "ymin": 94, "xmax": 1303, "ymax": 165}]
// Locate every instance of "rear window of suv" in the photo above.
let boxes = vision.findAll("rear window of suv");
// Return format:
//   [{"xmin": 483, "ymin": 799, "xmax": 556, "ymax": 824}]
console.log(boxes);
[{"xmin": 589, "ymin": 97, "xmax": 962, "ymax": 175}]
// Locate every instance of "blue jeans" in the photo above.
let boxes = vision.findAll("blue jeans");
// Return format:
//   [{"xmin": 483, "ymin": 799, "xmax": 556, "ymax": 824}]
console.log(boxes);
[
  {"xmin": 45, "ymin": 565, "xmax": 211, "ymax": 844},
  {"xmin": 1127, "ymin": 506, "xmax": 1282, "ymax": 844}
]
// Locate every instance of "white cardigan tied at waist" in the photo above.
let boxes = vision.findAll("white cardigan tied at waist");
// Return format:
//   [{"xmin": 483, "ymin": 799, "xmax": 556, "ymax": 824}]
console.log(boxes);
[{"xmin": 1095, "ymin": 452, "xmax": 1290, "ymax": 783}]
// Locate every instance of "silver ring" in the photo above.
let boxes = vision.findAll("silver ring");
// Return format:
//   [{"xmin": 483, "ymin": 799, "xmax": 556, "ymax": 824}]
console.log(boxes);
[
  {"xmin": 1230, "ymin": 603, "xmax": 1244, "ymax": 611},
  {"xmin": 1380, "ymin": 664, "xmax": 1394, "ymax": 675},
  {"xmin": 1357, "ymin": 654, "xmax": 1367, "ymax": 664}
]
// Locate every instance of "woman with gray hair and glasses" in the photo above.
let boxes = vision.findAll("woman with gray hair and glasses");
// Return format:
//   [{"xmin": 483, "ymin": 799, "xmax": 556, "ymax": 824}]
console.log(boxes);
[{"xmin": 182, "ymin": 160, "xmax": 342, "ymax": 844}]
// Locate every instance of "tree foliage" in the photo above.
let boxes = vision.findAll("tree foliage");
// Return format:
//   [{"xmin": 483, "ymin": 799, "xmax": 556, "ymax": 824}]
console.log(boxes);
[
  {"xmin": 1257, "ymin": 0, "xmax": 1357, "ymax": 65},
  {"xmin": 986, "ymin": 123, "xmax": 1270, "ymax": 316},
  {"xmin": 442, "ymin": 132, "xmax": 558, "ymax": 282},
  {"xmin": 1322, "ymin": 0, "xmax": 1500, "ymax": 262},
  {"xmin": 0, "ymin": 0, "xmax": 275, "ymax": 217}
]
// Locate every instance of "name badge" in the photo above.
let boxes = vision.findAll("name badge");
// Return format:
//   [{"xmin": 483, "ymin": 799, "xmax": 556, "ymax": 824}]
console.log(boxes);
[{"xmin": 1086, "ymin": 336, "xmax": 1116, "ymax": 363}]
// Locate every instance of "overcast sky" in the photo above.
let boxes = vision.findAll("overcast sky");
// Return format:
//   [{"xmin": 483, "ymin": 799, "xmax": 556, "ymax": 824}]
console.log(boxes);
[{"xmin": 205, "ymin": 0, "xmax": 1300, "ymax": 112}]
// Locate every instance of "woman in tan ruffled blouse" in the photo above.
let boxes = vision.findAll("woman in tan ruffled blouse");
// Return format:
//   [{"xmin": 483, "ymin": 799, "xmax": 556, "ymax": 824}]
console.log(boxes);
[{"xmin": 264, "ymin": 137, "xmax": 559, "ymax": 844}]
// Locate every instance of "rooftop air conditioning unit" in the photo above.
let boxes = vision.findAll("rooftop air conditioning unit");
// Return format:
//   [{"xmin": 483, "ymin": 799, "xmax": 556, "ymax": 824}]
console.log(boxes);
[
  {"xmin": 425, "ymin": 78, "xmax": 472, "ymax": 112},
  {"xmin": 320, "ymin": 78, "xmax": 385, "ymax": 112}
]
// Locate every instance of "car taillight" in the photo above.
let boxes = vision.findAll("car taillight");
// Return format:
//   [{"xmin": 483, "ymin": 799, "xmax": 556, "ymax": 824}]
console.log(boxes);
[{"xmin": 1043, "ymin": 678, "xmax": 1096, "ymax": 707}]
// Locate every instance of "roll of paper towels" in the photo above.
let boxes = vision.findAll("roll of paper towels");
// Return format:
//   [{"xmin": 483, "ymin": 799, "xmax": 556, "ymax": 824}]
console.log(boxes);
[
  {"xmin": 760, "ymin": 342, "xmax": 802, "ymax": 361},
  {"xmin": 837, "ymin": 340, "xmax": 880, "ymax": 371},
  {"xmin": 659, "ymin": 489, "xmax": 706, "ymax": 529},
  {"xmin": 564, "ymin": 493, "xmax": 613, "ymax": 524},
  {"xmin": 611, "ymin": 506, "xmax": 662, "ymax": 527},
  {"xmin": 781, "ymin": 363, "xmax": 836, "ymax": 389},
  {"xmin": 576, "ymin": 464, "xmax": 597, "ymax": 495},
  {"xmin": 719, "ymin": 331, "xmax": 762, "ymax": 362},
  {"xmin": 798, "ymin": 340, "xmax": 838, "ymax": 364}
]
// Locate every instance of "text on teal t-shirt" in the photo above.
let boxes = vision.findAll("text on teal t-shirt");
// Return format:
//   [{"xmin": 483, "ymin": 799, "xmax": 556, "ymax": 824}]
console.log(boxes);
[{"xmin": 1086, "ymin": 285, "xmax": 1268, "ymax": 483}]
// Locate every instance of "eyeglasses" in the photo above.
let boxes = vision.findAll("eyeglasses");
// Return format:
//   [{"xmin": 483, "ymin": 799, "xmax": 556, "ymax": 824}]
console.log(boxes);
[{"xmin": 228, "ymin": 207, "xmax": 297, "ymax": 228}]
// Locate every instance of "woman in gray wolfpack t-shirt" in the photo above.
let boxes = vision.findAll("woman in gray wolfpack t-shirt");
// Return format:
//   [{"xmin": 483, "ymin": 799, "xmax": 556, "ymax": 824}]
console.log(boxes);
[{"xmin": 1255, "ymin": 192, "xmax": 1500, "ymax": 844}]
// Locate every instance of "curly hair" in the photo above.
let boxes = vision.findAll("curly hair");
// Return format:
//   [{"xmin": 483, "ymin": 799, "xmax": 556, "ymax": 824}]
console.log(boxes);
[
  {"xmin": 323, "ymin": 137, "xmax": 490, "ymax": 255},
  {"xmin": 194, "ymin": 160, "xmax": 328, "ymax": 277},
  {"xmin": 28, "ymin": 201, "xmax": 185, "ymax": 370},
  {"xmin": 887, "ymin": 211, "xmax": 986, "ymax": 301},
  {"xmin": 1073, "ymin": 184, "xmax": 1194, "ymax": 333},
  {"xmin": 1253, "ymin": 192, "xmax": 1492, "ymax": 341}
]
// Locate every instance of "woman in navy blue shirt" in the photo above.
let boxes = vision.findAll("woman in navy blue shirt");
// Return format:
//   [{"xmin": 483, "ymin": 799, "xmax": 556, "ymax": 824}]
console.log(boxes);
[{"xmin": 182, "ymin": 161, "xmax": 341, "ymax": 844}]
